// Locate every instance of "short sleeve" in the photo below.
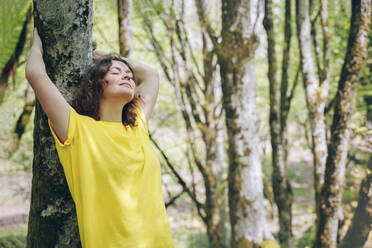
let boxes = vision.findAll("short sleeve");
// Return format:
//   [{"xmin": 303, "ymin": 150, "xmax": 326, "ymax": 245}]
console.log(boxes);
[
  {"xmin": 48, "ymin": 105, "xmax": 79, "ymax": 148},
  {"xmin": 48, "ymin": 105, "xmax": 79, "ymax": 198}
]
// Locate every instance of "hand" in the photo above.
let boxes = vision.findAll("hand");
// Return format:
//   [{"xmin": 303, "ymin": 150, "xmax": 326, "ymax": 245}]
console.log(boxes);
[
  {"xmin": 92, "ymin": 50, "xmax": 107, "ymax": 63},
  {"xmin": 30, "ymin": 28, "xmax": 43, "ymax": 54}
]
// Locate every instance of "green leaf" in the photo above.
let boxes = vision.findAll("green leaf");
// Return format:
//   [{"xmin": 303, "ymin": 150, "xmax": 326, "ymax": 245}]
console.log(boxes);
[{"xmin": 0, "ymin": 0, "xmax": 32, "ymax": 74}]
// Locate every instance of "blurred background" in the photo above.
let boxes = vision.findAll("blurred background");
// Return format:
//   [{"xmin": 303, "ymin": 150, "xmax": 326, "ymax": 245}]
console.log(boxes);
[{"xmin": 0, "ymin": 0, "xmax": 371, "ymax": 247}]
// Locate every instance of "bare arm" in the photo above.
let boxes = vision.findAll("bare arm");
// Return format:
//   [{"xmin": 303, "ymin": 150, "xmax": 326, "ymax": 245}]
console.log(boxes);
[
  {"xmin": 25, "ymin": 29, "xmax": 70, "ymax": 143},
  {"xmin": 93, "ymin": 50, "xmax": 159, "ymax": 122},
  {"xmin": 126, "ymin": 58, "xmax": 159, "ymax": 122}
]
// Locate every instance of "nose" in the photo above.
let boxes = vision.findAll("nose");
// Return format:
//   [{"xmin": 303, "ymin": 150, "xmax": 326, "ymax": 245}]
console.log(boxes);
[{"xmin": 121, "ymin": 73, "xmax": 130, "ymax": 80}]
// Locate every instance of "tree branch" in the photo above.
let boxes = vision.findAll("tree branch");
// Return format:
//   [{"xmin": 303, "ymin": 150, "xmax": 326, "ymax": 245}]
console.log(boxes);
[{"xmin": 149, "ymin": 134, "xmax": 207, "ymax": 222}]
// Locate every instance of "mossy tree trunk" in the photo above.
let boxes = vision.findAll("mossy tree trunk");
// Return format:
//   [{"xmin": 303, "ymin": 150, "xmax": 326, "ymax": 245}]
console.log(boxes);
[
  {"xmin": 296, "ymin": 0, "xmax": 330, "ymax": 225},
  {"xmin": 339, "ymin": 25, "xmax": 372, "ymax": 248},
  {"xmin": 314, "ymin": 0, "xmax": 371, "ymax": 247},
  {"xmin": 218, "ymin": 0, "xmax": 272, "ymax": 246},
  {"xmin": 26, "ymin": 0, "xmax": 93, "ymax": 247},
  {"xmin": 263, "ymin": 0, "xmax": 296, "ymax": 246}
]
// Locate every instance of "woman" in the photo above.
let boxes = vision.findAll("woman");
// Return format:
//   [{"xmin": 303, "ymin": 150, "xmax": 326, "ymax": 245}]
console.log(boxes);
[{"xmin": 25, "ymin": 28, "xmax": 176, "ymax": 248}]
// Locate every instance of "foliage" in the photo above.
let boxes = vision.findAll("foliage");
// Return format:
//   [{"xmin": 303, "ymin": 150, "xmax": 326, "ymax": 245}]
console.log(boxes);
[
  {"xmin": 296, "ymin": 225, "xmax": 316, "ymax": 248},
  {"xmin": 261, "ymin": 239, "xmax": 281, "ymax": 248},
  {"xmin": 1, "ymin": 0, "xmax": 371, "ymax": 246},
  {"xmin": 0, "ymin": 235, "xmax": 26, "ymax": 248},
  {"xmin": 0, "ymin": 0, "xmax": 31, "ymax": 73},
  {"xmin": 93, "ymin": 0, "xmax": 119, "ymax": 52}
]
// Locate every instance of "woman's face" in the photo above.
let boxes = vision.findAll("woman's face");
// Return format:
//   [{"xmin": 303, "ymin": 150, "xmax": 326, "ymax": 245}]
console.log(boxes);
[{"xmin": 101, "ymin": 60, "xmax": 136, "ymax": 102}]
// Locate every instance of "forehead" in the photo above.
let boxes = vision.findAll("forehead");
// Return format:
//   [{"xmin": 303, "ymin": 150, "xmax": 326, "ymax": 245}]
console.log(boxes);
[{"xmin": 110, "ymin": 60, "xmax": 131, "ymax": 72}]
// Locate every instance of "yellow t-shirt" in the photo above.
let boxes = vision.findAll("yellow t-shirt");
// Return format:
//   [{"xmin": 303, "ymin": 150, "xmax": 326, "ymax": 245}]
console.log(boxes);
[{"xmin": 48, "ymin": 105, "xmax": 175, "ymax": 248}]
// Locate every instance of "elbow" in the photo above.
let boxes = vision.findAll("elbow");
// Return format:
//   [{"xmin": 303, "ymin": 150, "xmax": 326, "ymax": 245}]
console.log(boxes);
[
  {"xmin": 25, "ymin": 67, "xmax": 38, "ymax": 85},
  {"xmin": 25, "ymin": 59, "xmax": 36, "ymax": 82},
  {"xmin": 146, "ymin": 67, "xmax": 158, "ymax": 77},
  {"xmin": 25, "ymin": 65, "xmax": 33, "ymax": 82},
  {"xmin": 142, "ymin": 67, "xmax": 159, "ymax": 85},
  {"xmin": 25, "ymin": 63, "xmax": 45, "ymax": 85}
]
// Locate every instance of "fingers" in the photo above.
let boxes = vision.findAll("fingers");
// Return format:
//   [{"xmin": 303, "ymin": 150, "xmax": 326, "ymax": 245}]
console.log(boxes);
[
  {"xmin": 30, "ymin": 27, "xmax": 43, "ymax": 54},
  {"xmin": 92, "ymin": 50, "xmax": 100, "ymax": 62},
  {"xmin": 92, "ymin": 50, "xmax": 107, "ymax": 63}
]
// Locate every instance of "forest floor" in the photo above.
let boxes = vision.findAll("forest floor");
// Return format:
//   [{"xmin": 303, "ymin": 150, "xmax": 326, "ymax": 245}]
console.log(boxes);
[{"xmin": 0, "ymin": 157, "xmax": 371, "ymax": 248}]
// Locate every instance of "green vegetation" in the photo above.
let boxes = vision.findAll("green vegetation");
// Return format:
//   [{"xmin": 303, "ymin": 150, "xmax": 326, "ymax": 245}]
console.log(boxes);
[
  {"xmin": 0, "ymin": 223, "xmax": 27, "ymax": 248},
  {"xmin": 0, "ymin": 0, "xmax": 371, "ymax": 247}
]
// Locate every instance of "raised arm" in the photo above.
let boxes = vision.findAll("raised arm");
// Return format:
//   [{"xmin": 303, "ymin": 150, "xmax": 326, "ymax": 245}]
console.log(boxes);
[
  {"xmin": 25, "ymin": 28, "xmax": 70, "ymax": 143},
  {"xmin": 93, "ymin": 50, "xmax": 159, "ymax": 122},
  {"xmin": 127, "ymin": 58, "xmax": 159, "ymax": 122}
]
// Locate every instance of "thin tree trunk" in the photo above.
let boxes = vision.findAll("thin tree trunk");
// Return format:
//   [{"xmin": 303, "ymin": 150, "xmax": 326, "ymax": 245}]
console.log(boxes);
[
  {"xmin": 314, "ymin": 1, "xmax": 371, "ymax": 247},
  {"xmin": 215, "ymin": 76, "xmax": 229, "ymax": 247},
  {"xmin": 7, "ymin": 95, "xmax": 35, "ymax": 157},
  {"xmin": 14, "ymin": 100, "xmax": 35, "ymax": 141},
  {"xmin": 26, "ymin": 0, "xmax": 93, "ymax": 247},
  {"xmin": 296, "ymin": 0, "xmax": 329, "ymax": 226},
  {"xmin": 219, "ymin": 0, "xmax": 272, "ymax": 246},
  {"xmin": 205, "ymin": 139, "xmax": 227, "ymax": 248},
  {"xmin": 263, "ymin": 0, "xmax": 294, "ymax": 246},
  {"xmin": 118, "ymin": 0, "xmax": 132, "ymax": 57},
  {"xmin": 138, "ymin": 2, "xmax": 228, "ymax": 246}
]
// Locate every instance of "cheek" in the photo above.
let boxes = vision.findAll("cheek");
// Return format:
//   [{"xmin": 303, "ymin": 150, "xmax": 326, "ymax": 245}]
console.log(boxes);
[{"xmin": 103, "ymin": 75, "xmax": 115, "ymax": 84}]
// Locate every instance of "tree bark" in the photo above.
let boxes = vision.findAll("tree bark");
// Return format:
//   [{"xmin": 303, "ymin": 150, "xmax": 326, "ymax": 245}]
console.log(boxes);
[
  {"xmin": 296, "ymin": 0, "xmax": 329, "ymax": 224},
  {"xmin": 26, "ymin": 0, "xmax": 93, "ymax": 247},
  {"xmin": 219, "ymin": 0, "xmax": 272, "ymax": 246},
  {"xmin": 314, "ymin": 0, "xmax": 371, "ymax": 247},
  {"xmin": 118, "ymin": 0, "xmax": 132, "ymax": 57},
  {"xmin": 263, "ymin": 0, "xmax": 294, "ymax": 246}
]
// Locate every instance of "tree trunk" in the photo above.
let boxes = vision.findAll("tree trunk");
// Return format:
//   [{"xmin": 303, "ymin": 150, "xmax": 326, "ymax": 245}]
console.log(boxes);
[
  {"xmin": 340, "ymin": 158, "xmax": 372, "ymax": 247},
  {"xmin": 314, "ymin": 1, "xmax": 371, "ymax": 247},
  {"xmin": 296, "ymin": 0, "xmax": 329, "ymax": 223},
  {"xmin": 138, "ymin": 1, "xmax": 230, "ymax": 246},
  {"xmin": 26, "ymin": 0, "xmax": 93, "ymax": 247},
  {"xmin": 263, "ymin": 0, "xmax": 294, "ymax": 246},
  {"xmin": 118, "ymin": 0, "xmax": 132, "ymax": 57},
  {"xmin": 340, "ymin": 94, "xmax": 372, "ymax": 248},
  {"xmin": 219, "ymin": 0, "xmax": 272, "ymax": 246},
  {"xmin": 205, "ymin": 138, "xmax": 228, "ymax": 248}
]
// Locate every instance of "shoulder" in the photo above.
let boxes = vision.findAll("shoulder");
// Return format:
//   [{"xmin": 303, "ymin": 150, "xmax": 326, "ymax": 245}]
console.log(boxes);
[{"xmin": 70, "ymin": 105, "xmax": 97, "ymax": 124}]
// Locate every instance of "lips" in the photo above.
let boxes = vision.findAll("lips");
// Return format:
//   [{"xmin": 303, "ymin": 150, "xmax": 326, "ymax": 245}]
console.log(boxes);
[{"xmin": 119, "ymin": 82, "xmax": 132, "ymax": 89}]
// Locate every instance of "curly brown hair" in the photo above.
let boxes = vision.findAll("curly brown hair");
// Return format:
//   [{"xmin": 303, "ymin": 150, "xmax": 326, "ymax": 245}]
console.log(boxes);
[{"xmin": 72, "ymin": 54, "xmax": 143, "ymax": 127}]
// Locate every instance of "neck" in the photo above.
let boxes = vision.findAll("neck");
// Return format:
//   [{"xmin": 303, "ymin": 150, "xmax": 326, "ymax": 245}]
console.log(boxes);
[{"xmin": 99, "ymin": 98, "xmax": 130, "ymax": 122}]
